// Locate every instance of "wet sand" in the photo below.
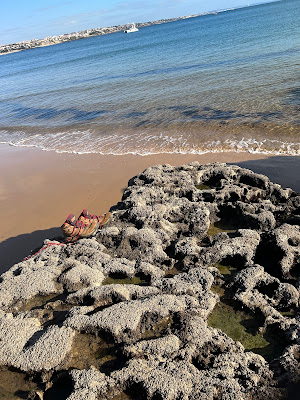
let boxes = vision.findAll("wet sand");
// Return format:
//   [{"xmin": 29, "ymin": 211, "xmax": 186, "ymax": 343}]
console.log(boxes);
[{"xmin": 0, "ymin": 143, "xmax": 299, "ymax": 272}]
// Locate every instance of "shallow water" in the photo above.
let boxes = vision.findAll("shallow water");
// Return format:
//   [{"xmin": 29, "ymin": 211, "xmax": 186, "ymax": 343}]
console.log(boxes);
[
  {"xmin": 102, "ymin": 273, "xmax": 149, "ymax": 286},
  {"xmin": 207, "ymin": 222, "xmax": 237, "ymax": 236},
  {"xmin": 0, "ymin": 368, "xmax": 38, "ymax": 399},
  {"xmin": 207, "ymin": 298, "xmax": 287, "ymax": 362},
  {"xmin": 208, "ymin": 262, "xmax": 289, "ymax": 362},
  {"xmin": 0, "ymin": 0, "xmax": 299, "ymax": 155}
]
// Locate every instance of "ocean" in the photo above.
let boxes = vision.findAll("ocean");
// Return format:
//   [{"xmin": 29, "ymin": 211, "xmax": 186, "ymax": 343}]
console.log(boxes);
[{"xmin": 0, "ymin": 0, "xmax": 299, "ymax": 155}]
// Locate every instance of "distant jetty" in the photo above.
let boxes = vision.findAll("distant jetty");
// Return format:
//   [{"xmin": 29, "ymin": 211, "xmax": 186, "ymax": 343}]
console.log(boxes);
[{"xmin": 0, "ymin": 15, "xmax": 200, "ymax": 55}]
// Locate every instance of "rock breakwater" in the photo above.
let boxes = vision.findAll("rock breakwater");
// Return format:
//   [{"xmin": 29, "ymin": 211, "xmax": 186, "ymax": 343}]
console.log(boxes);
[
  {"xmin": 0, "ymin": 162, "xmax": 299, "ymax": 399},
  {"xmin": 0, "ymin": 15, "xmax": 197, "ymax": 55}
]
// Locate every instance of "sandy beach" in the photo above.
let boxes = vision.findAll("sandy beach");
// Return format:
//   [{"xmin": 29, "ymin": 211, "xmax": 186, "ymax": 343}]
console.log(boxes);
[{"xmin": 0, "ymin": 142, "xmax": 299, "ymax": 273}]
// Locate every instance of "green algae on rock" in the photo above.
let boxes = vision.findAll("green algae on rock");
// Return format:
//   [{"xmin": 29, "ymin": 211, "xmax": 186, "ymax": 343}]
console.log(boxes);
[
  {"xmin": 215, "ymin": 262, "xmax": 237, "ymax": 276},
  {"xmin": 278, "ymin": 309, "xmax": 298, "ymax": 318},
  {"xmin": 62, "ymin": 331, "xmax": 118, "ymax": 372},
  {"xmin": 210, "ymin": 284, "xmax": 225, "ymax": 296},
  {"xmin": 207, "ymin": 299, "xmax": 287, "ymax": 362},
  {"xmin": 102, "ymin": 274, "xmax": 149, "ymax": 286},
  {"xmin": 195, "ymin": 183, "xmax": 211, "ymax": 190},
  {"xmin": 18, "ymin": 293, "xmax": 61, "ymax": 312}
]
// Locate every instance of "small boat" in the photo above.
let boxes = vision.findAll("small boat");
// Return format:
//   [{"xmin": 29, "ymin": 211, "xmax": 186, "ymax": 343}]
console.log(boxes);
[{"xmin": 124, "ymin": 23, "xmax": 139, "ymax": 33}]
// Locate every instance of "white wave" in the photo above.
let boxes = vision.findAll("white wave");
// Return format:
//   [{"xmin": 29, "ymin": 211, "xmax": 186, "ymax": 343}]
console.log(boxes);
[{"xmin": 0, "ymin": 129, "xmax": 299, "ymax": 156}]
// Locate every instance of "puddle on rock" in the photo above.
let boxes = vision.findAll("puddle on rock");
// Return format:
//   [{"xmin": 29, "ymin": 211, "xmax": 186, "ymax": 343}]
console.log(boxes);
[
  {"xmin": 0, "ymin": 368, "xmax": 38, "ymax": 399},
  {"xmin": 215, "ymin": 263, "xmax": 238, "ymax": 283},
  {"xmin": 207, "ymin": 221, "xmax": 237, "ymax": 236},
  {"xmin": 209, "ymin": 263, "xmax": 238, "ymax": 292},
  {"xmin": 141, "ymin": 315, "xmax": 173, "ymax": 340},
  {"xmin": 207, "ymin": 299, "xmax": 287, "ymax": 362},
  {"xmin": 195, "ymin": 184, "xmax": 211, "ymax": 190},
  {"xmin": 102, "ymin": 273, "xmax": 149, "ymax": 286},
  {"xmin": 62, "ymin": 332, "xmax": 125, "ymax": 374},
  {"xmin": 215, "ymin": 263, "xmax": 236, "ymax": 275},
  {"xmin": 164, "ymin": 265, "xmax": 182, "ymax": 278},
  {"xmin": 210, "ymin": 284, "xmax": 225, "ymax": 296},
  {"xmin": 17, "ymin": 294, "xmax": 62, "ymax": 312},
  {"xmin": 111, "ymin": 391, "xmax": 133, "ymax": 400},
  {"xmin": 279, "ymin": 309, "xmax": 298, "ymax": 318},
  {"xmin": 16, "ymin": 293, "xmax": 73, "ymax": 328},
  {"xmin": 209, "ymin": 261, "xmax": 287, "ymax": 362},
  {"xmin": 42, "ymin": 310, "xmax": 70, "ymax": 328},
  {"xmin": 63, "ymin": 332, "xmax": 115, "ymax": 370}
]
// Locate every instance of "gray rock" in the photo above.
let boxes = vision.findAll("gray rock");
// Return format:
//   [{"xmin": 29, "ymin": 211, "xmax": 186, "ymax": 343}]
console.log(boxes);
[
  {"xmin": 67, "ymin": 367, "xmax": 114, "ymax": 400},
  {"xmin": 0, "ymin": 162, "xmax": 298, "ymax": 398},
  {"xmin": 67, "ymin": 284, "xmax": 160, "ymax": 307},
  {"xmin": 124, "ymin": 334, "xmax": 180, "ymax": 360},
  {"xmin": 64, "ymin": 294, "xmax": 199, "ymax": 343},
  {"xmin": 232, "ymin": 265, "xmax": 299, "ymax": 310},
  {"xmin": 153, "ymin": 267, "xmax": 217, "ymax": 318},
  {"xmin": 272, "ymin": 344, "xmax": 300, "ymax": 384},
  {"xmin": 268, "ymin": 224, "xmax": 300, "ymax": 278},
  {"xmin": 59, "ymin": 260, "xmax": 105, "ymax": 291},
  {"xmin": 0, "ymin": 311, "xmax": 75, "ymax": 371},
  {"xmin": 198, "ymin": 229, "xmax": 261, "ymax": 268},
  {"xmin": 0, "ymin": 242, "xmax": 64, "ymax": 309}
]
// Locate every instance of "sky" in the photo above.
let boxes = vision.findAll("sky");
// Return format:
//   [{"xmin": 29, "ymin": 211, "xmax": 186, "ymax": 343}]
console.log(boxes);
[{"xmin": 1, "ymin": 0, "xmax": 278, "ymax": 45}]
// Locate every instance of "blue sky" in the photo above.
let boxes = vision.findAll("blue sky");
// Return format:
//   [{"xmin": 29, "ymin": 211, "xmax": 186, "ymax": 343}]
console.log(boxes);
[{"xmin": 1, "ymin": 0, "xmax": 278, "ymax": 44}]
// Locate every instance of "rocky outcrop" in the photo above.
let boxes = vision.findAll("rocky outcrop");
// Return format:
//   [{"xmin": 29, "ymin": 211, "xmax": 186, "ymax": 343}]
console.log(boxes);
[{"xmin": 0, "ymin": 162, "xmax": 299, "ymax": 399}]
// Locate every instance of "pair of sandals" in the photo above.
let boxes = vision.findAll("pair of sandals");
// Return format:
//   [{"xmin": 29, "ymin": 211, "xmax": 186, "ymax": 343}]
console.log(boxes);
[{"xmin": 61, "ymin": 209, "xmax": 111, "ymax": 242}]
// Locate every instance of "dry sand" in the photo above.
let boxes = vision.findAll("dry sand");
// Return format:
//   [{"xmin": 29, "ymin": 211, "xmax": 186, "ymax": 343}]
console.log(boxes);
[{"xmin": 0, "ymin": 143, "xmax": 299, "ymax": 272}]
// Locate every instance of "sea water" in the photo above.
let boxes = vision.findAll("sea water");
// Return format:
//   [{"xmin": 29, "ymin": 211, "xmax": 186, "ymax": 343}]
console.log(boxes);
[{"xmin": 0, "ymin": 0, "xmax": 299, "ymax": 155}]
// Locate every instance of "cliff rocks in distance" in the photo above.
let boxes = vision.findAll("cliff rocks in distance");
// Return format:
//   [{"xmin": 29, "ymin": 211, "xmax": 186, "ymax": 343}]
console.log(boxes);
[{"xmin": 0, "ymin": 15, "xmax": 198, "ymax": 55}]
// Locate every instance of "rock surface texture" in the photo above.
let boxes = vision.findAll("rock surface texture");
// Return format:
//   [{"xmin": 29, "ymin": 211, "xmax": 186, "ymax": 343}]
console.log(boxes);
[{"xmin": 0, "ymin": 163, "xmax": 299, "ymax": 399}]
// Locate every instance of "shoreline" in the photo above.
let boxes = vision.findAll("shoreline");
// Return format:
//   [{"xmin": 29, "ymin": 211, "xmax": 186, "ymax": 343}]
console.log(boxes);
[{"xmin": 0, "ymin": 142, "xmax": 299, "ymax": 273}]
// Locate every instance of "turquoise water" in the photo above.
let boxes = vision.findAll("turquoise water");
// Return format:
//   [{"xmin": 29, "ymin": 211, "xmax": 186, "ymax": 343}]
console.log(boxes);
[{"xmin": 0, "ymin": 0, "xmax": 299, "ymax": 155}]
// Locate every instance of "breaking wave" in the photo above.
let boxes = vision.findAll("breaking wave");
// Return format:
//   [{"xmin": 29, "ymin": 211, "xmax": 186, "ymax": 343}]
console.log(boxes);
[{"xmin": 0, "ymin": 129, "xmax": 299, "ymax": 156}]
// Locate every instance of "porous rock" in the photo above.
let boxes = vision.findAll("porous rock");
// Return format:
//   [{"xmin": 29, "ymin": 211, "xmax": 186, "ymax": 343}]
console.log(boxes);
[
  {"xmin": 66, "ymin": 284, "xmax": 160, "ymax": 306},
  {"xmin": 0, "ymin": 163, "xmax": 299, "ymax": 399},
  {"xmin": 0, "ymin": 311, "xmax": 75, "ymax": 371},
  {"xmin": 123, "ymin": 334, "xmax": 181, "ymax": 360},
  {"xmin": 64, "ymin": 294, "xmax": 199, "ymax": 343},
  {"xmin": 59, "ymin": 260, "xmax": 105, "ymax": 291},
  {"xmin": 67, "ymin": 367, "xmax": 114, "ymax": 400}
]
